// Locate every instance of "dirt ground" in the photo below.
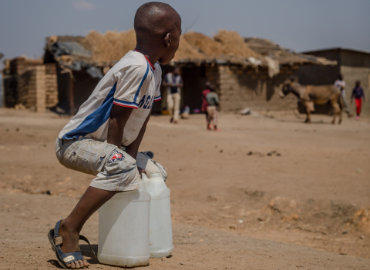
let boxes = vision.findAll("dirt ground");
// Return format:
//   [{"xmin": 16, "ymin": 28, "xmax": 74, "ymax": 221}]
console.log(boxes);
[{"xmin": 0, "ymin": 108, "xmax": 369, "ymax": 270}]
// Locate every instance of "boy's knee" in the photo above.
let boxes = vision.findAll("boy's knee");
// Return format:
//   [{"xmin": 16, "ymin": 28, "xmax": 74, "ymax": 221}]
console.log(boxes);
[
  {"xmin": 103, "ymin": 149, "xmax": 137, "ymax": 175},
  {"xmin": 91, "ymin": 149, "xmax": 140, "ymax": 191}
]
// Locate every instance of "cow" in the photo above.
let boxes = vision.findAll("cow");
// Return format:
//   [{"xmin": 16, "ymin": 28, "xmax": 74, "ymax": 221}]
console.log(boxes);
[{"xmin": 280, "ymin": 78, "xmax": 343, "ymax": 124}]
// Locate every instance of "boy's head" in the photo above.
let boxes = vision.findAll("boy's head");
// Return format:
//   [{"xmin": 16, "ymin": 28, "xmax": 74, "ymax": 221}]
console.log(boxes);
[
  {"xmin": 205, "ymin": 81, "xmax": 214, "ymax": 91},
  {"xmin": 134, "ymin": 2, "xmax": 182, "ymax": 64},
  {"xmin": 173, "ymin": 67, "xmax": 181, "ymax": 75}
]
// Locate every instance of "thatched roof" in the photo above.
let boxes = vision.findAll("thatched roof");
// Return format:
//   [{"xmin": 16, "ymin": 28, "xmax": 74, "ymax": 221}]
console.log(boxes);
[
  {"xmin": 46, "ymin": 30, "xmax": 265, "ymax": 67},
  {"xmin": 176, "ymin": 31, "xmax": 263, "ymax": 65},
  {"xmin": 244, "ymin": 37, "xmax": 335, "ymax": 66},
  {"xmin": 44, "ymin": 29, "xmax": 335, "ymax": 72}
]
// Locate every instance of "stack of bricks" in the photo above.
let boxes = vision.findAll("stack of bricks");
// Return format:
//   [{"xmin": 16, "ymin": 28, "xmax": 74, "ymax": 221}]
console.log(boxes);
[
  {"xmin": 45, "ymin": 64, "xmax": 58, "ymax": 108},
  {"xmin": 216, "ymin": 65, "xmax": 297, "ymax": 112},
  {"xmin": 3, "ymin": 57, "xmax": 58, "ymax": 112},
  {"xmin": 18, "ymin": 66, "xmax": 45, "ymax": 112}
]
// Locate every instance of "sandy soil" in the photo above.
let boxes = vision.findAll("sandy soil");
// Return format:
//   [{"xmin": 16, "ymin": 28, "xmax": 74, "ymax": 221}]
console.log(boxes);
[{"xmin": 0, "ymin": 108, "xmax": 369, "ymax": 270}]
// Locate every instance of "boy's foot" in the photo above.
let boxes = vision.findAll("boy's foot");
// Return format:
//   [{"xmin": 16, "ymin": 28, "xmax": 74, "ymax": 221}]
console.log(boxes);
[
  {"xmin": 60, "ymin": 220, "xmax": 89, "ymax": 268},
  {"xmin": 59, "ymin": 221, "xmax": 89, "ymax": 269},
  {"xmin": 49, "ymin": 220, "xmax": 89, "ymax": 269}
]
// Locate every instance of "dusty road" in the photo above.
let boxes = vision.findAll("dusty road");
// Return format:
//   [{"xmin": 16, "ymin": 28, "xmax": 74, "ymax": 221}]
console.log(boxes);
[{"xmin": 0, "ymin": 108, "xmax": 369, "ymax": 269}]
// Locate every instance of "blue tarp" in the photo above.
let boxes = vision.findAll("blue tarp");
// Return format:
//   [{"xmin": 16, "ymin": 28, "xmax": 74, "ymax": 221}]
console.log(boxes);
[
  {"xmin": 50, "ymin": 42, "xmax": 103, "ymax": 79},
  {"xmin": 51, "ymin": 41, "xmax": 91, "ymax": 58}
]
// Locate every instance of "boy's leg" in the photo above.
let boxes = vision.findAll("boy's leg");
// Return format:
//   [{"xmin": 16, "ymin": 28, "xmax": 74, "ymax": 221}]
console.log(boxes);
[
  {"xmin": 213, "ymin": 109, "xmax": 218, "ymax": 130},
  {"xmin": 173, "ymin": 92, "xmax": 181, "ymax": 123},
  {"xmin": 59, "ymin": 187, "xmax": 115, "ymax": 268},
  {"xmin": 54, "ymin": 138, "xmax": 140, "ymax": 268},
  {"xmin": 167, "ymin": 94, "xmax": 174, "ymax": 122},
  {"xmin": 206, "ymin": 106, "xmax": 212, "ymax": 130},
  {"xmin": 355, "ymin": 98, "xmax": 361, "ymax": 116}
]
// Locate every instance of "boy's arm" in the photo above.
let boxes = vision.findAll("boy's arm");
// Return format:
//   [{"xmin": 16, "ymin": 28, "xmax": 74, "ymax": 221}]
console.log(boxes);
[
  {"xmin": 107, "ymin": 104, "xmax": 150, "ymax": 159},
  {"xmin": 162, "ymin": 74, "xmax": 172, "ymax": 87},
  {"xmin": 215, "ymin": 94, "xmax": 220, "ymax": 106},
  {"xmin": 176, "ymin": 77, "xmax": 183, "ymax": 88},
  {"xmin": 125, "ymin": 114, "xmax": 150, "ymax": 159},
  {"xmin": 107, "ymin": 104, "xmax": 133, "ymax": 147}
]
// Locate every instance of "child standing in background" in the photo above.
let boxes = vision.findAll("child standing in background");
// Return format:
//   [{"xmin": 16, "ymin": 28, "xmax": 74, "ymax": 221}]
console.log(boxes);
[
  {"xmin": 206, "ymin": 85, "xmax": 220, "ymax": 131},
  {"xmin": 201, "ymin": 82, "xmax": 212, "ymax": 130},
  {"xmin": 351, "ymin": 81, "xmax": 365, "ymax": 119}
]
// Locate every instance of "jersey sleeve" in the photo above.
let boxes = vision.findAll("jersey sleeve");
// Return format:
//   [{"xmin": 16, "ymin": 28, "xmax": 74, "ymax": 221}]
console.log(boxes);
[
  {"xmin": 153, "ymin": 65, "xmax": 162, "ymax": 102},
  {"xmin": 154, "ymin": 76, "xmax": 162, "ymax": 102},
  {"xmin": 113, "ymin": 64, "xmax": 149, "ymax": 109}
]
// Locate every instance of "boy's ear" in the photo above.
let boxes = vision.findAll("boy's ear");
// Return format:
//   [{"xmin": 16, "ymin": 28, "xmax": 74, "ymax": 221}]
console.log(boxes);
[{"xmin": 164, "ymin": 32, "xmax": 171, "ymax": 48}]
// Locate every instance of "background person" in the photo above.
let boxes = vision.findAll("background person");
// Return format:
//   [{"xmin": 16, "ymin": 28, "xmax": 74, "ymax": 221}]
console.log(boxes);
[
  {"xmin": 163, "ymin": 67, "xmax": 183, "ymax": 123},
  {"xmin": 206, "ymin": 86, "xmax": 220, "ymax": 131},
  {"xmin": 351, "ymin": 80, "xmax": 365, "ymax": 119},
  {"xmin": 202, "ymin": 82, "xmax": 212, "ymax": 130},
  {"xmin": 334, "ymin": 74, "xmax": 351, "ymax": 117}
]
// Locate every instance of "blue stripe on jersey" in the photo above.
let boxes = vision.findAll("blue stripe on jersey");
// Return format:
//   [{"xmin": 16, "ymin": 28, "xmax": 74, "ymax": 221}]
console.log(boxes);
[
  {"xmin": 133, "ymin": 62, "xmax": 149, "ymax": 103},
  {"xmin": 62, "ymin": 83, "xmax": 117, "ymax": 140}
]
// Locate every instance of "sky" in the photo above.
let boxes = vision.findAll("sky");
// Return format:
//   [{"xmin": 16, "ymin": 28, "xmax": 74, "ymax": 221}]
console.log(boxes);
[{"xmin": 0, "ymin": 0, "xmax": 370, "ymax": 66}]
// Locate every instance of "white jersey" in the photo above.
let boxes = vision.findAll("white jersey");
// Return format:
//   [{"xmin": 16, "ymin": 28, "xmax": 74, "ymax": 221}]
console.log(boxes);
[
  {"xmin": 164, "ymin": 72, "xmax": 182, "ymax": 94},
  {"xmin": 58, "ymin": 50, "xmax": 162, "ymax": 146}
]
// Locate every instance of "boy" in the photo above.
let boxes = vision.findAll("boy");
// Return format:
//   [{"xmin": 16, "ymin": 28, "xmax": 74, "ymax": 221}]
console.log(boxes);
[
  {"xmin": 201, "ymin": 82, "xmax": 212, "ymax": 130},
  {"xmin": 206, "ymin": 85, "xmax": 220, "ymax": 131},
  {"xmin": 48, "ymin": 2, "xmax": 181, "ymax": 268},
  {"xmin": 163, "ymin": 67, "xmax": 183, "ymax": 123},
  {"xmin": 334, "ymin": 74, "xmax": 351, "ymax": 117},
  {"xmin": 351, "ymin": 80, "xmax": 365, "ymax": 119}
]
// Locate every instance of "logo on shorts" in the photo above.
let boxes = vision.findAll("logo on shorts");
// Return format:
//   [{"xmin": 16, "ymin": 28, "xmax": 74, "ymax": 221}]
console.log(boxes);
[{"xmin": 109, "ymin": 151, "xmax": 124, "ymax": 163}]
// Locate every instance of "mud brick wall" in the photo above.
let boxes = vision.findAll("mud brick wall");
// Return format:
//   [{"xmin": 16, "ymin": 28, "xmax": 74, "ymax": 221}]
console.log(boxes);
[
  {"xmin": 217, "ymin": 65, "xmax": 297, "ymax": 112},
  {"xmin": 9, "ymin": 57, "xmax": 43, "ymax": 75},
  {"xmin": 18, "ymin": 66, "xmax": 46, "ymax": 112},
  {"xmin": 3, "ymin": 58, "xmax": 58, "ymax": 111},
  {"xmin": 45, "ymin": 64, "xmax": 58, "ymax": 108}
]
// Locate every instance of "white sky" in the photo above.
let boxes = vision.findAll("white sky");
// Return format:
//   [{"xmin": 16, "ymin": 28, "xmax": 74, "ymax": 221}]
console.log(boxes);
[{"xmin": 0, "ymin": 0, "xmax": 369, "ymax": 65}]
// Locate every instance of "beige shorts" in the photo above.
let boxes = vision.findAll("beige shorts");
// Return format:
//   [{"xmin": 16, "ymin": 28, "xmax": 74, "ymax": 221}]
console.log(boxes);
[
  {"xmin": 56, "ymin": 138, "xmax": 140, "ymax": 192},
  {"xmin": 207, "ymin": 105, "xmax": 217, "ymax": 125}
]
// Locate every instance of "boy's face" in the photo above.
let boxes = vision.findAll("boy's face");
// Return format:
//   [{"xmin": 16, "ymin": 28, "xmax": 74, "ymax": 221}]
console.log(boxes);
[{"xmin": 159, "ymin": 17, "xmax": 182, "ymax": 65}]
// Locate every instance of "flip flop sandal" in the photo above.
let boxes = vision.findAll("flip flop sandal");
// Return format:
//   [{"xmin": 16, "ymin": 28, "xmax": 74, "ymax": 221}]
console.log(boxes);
[{"xmin": 48, "ymin": 220, "xmax": 97, "ymax": 268}]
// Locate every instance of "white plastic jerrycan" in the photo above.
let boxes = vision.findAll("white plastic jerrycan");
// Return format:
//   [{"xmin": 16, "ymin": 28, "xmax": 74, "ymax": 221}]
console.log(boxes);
[
  {"xmin": 97, "ymin": 183, "xmax": 151, "ymax": 267},
  {"xmin": 142, "ymin": 173, "xmax": 173, "ymax": 257}
]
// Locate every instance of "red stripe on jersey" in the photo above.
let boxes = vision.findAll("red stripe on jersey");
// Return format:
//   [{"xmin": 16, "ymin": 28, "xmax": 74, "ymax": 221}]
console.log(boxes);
[
  {"xmin": 134, "ymin": 49, "xmax": 155, "ymax": 70},
  {"xmin": 113, "ymin": 101, "xmax": 138, "ymax": 109}
]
